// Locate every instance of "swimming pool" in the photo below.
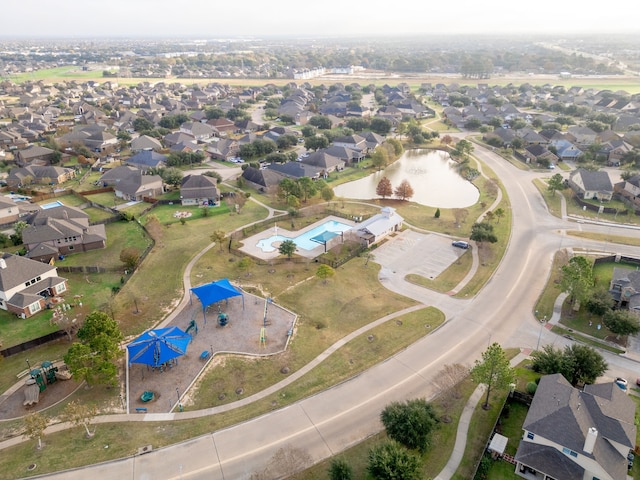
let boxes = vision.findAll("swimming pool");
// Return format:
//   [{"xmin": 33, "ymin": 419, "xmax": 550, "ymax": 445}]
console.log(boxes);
[
  {"xmin": 41, "ymin": 201, "xmax": 65, "ymax": 209},
  {"xmin": 256, "ymin": 220, "xmax": 352, "ymax": 252}
]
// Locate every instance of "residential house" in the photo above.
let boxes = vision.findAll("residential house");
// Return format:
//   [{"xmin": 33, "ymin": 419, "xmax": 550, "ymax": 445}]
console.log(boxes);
[
  {"xmin": 124, "ymin": 150, "xmax": 167, "ymax": 171},
  {"xmin": 7, "ymin": 165, "xmax": 75, "ymax": 188},
  {"xmin": 59, "ymin": 125, "xmax": 118, "ymax": 153},
  {"xmin": 353, "ymin": 206, "xmax": 404, "ymax": 247},
  {"xmin": 552, "ymin": 139, "xmax": 583, "ymax": 161},
  {"xmin": 332, "ymin": 134, "xmax": 368, "ymax": 155},
  {"xmin": 568, "ymin": 168, "xmax": 613, "ymax": 201},
  {"xmin": 613, "ymin": 174, "xmax": 640, "ymax": 210},
  {"xmin": 207, "ymin": 139, "xmax": 239, "ymax": 161},
  {"xmin": 22, "ymin": 205, "xmax": 107, "ymax": 262},
  {"xmin": 179, "ymin": 121, "xmax": 215, "ymax": 141},
  {"xmin": 130, "ymin": 134, "xmax": 163, "ymax": 152},
  {"xmin": 567, "ymin": 125, "xmax": 599, "ymax": 147},
  {"xmin": 522, "ymin": 145, "xmax": 559, "ymax": 166},
  {"xmin": 267, "ymin": 161, "xmax": 323, "ymax": 180},
  {"xmin": 99, "ymin": 165, "xmax": 164, "ymax": 201},
  {"xmin": 323, "ymin": 145, "xmax": 365, "ymax": 164},
  {"xmin": 0, "ymin": 196, "xmax": 19, "ymax": 225},
  {"xmin": 514, "ymin": 373, "xmax": 635, "ymax": 480},
  {"xmin": 14, "ymin": 145, "xmax": 57, "ymax": 166},
  {"xmin": 179, "ymin": 174, "xmax": 219, "ymax": 206},
  {"xmin": 206, "ymin": 118, "xmax": 236, "ymax": 136},
  {"xmin": 240, "ymin": 166, "xmax": 286, "ymax": 193},
  {"xmin": 609, "ymin": 267, "xmax": 640, "ymax": 315},
  {"xmin": 300, "ymin": 151, "xmax": 345, "ymax": 174},
  {"xmin": 0, "ymin": 253, "xmax": 68, "ymax": 318}
]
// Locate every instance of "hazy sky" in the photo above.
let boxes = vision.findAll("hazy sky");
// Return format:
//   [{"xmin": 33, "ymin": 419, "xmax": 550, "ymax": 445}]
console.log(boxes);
[{"xmin": 4, "ymin": 0, "xmax": 638, "ymax": 38}]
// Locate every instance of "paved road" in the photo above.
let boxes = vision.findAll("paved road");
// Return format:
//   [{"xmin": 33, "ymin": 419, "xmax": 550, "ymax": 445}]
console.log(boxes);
[{"xmin": 24, "ymin": 141, "xmax": 640, "ymax": 479}]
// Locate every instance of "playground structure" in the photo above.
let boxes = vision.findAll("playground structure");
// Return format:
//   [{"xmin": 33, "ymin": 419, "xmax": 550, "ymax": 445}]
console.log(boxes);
[
  {"xmin": 23, "ymin": 360, "xmax": 72, "ymax": 407},
  {"xmin": 217, "ymin": 305, "xmax": 229, "ymax": 327},
  {"xmin": 185, "ymin": 318, "xmax": 199, "ymax": 336}
]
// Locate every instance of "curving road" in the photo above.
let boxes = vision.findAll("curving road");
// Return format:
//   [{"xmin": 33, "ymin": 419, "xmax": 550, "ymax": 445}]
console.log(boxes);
[{"xmin": 30, "ymin": 142, "xmax": 640, "ymax": 479}]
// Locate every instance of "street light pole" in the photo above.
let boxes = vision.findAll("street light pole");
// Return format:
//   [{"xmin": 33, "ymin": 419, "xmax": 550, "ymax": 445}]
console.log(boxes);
[{"xmin": 536, "ymin": 318, "xmax": 547, "ymax": 351}]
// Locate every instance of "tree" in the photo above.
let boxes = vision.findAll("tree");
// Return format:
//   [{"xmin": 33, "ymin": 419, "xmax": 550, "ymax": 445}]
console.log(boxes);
[
  {"xmin": 63, "ymin": 400, "xmax": 98, "ymax": 438},
  {"xmin": 547, "ymin": 173, "xmax": 565, "ymax": 195},
  {"xmin": 453, "ymin": 139, "xmax": 474, "ymax": 159},
  {"xmin": 119, "ymin": 247, "xmax": 141, "ymax": 271},
  {"xmin": 470, "ymin": 342, "xmax": 514, "ymax": 409},
  {"xmin": 394, "ymin": 179, "xmax": 414, "ymax": 201},
  {"xmin": 371, "ymin": 147, "xmax": 390, "ymax": 171},
  {"xmin": 370, "ymin": 118, "xmax": 392, "ymax": 135},
  {"xmin": 305, "ymin": 135, "xmax": 329, "ymax": 151},
  {"xmin": 381, "ymin": 398, "xmax": 439, "ymax": 452},
  {"xmin": 376, "ymin": 177, "xmax": 393, "ymax": 199},
  {"xmin": 559, "ymin": 256, "xmax": 594, "ymax": 308},
  {"xmin": 585, "ymin": 286, "xmax": 614, "ymax": 315},
  {"xmin": 210, "ymin": 230, "xmax": 227, "ymax": 251},
  {"xmin": 133, "ymin": 117, "xmax": 154, "ymax": 132},
  {"xmin": 603, "ymin": 309, "xmax": 640, "ymax": 338},
  {"xmin": 367, "ymin": 441, "xmax": 421, "ymax": 480},
  {"xmin": 316, "ymin": 264, "xmax": 335, "ymax": 284},
  {"xmin": 296, "ymin": 176, "xmax": 317, "ymax": 203},
  {"xmin": 434, "ymin": 208, "xmax": 441, "ymax": 219},
  {"xmin": 278, "ymin": 239, "xmax": 297, "ymax": 259},
  {"xmin": 531, "ymin": 344, "xmax": 607, "ymax": 386},
  {"xmin": 433, "ymin": 363, "xmax": 469, "ymax": 406},
  {"xmin": 65, "ymin": 311, "xmax": 123, "ymax": 387},
  {"xmin": 24, "ymin": 412, "xmax": 48, "ymax": 450},
  {"xmin": 470, "ymin": 222, "xmax": 498, "ymax": 245},
  {"xmin": 493, "ymin": 207, "xmax": 505, "ymax": 224},
  {"xmin": 237, "ymin": 256, "xmax": 255, "ymax": 277},
  {"xmin": 321, "ymin": 186, "xmax": 335, "ymax": 203},
  {"xmin": 328, "ymin": 458, "xmax": 353, "ymax": 480},
  {"xmin": 161, "ymin": 167, "xmax": 184, "ymax": 187},
  {"xmin": 484, "ymin": 211, "xmax": 495, "ymax": 223},
  {"xmin": 453, "ymin": 208, "xmax": 468, "ymax": 227}
]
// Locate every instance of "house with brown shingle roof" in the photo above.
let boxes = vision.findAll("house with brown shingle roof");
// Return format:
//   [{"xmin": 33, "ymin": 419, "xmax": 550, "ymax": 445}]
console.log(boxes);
[
  {"xmin": 0, "ymin": 253, "xmax": 68, "ymax": 318},
  {"xmin": 22, "ymin": 205, "xmax": 107, "ymax": 262},
  {"xmin": 515, "ymin": 373, "xmax": 635, "ymax": 480}
]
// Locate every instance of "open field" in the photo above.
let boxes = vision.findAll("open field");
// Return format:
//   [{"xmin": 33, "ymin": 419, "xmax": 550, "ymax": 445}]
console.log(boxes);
[{"xmin": 7, "ymin": 67, "xmax": 640, "ymax": 93}]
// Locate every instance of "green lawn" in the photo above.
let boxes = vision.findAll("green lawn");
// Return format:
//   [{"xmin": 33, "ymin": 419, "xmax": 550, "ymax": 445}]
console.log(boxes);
[{"xmin": 0, "ymin": 310, "xmax": 58, "ymax": 349}]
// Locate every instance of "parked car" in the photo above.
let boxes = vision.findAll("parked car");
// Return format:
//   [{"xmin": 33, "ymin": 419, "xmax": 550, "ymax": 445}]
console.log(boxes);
[
  {"xmin": 452, "ymin": 241, "xmax": 469, "ymax": 249},
  {"xmin": 615, "ymin": 377, "xmax": 628, "ymax": 392}
]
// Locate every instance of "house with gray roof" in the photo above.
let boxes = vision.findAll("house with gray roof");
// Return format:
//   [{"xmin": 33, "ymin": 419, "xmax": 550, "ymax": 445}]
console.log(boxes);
[
  {"xmin": 7, "ymin": 165, "xmax": 75, "ymax": 188},
  {"xmin": 99, "ymin": 165, "xmax": 164, "ymax": 201},
  {"xmin": 613, "ymin": 174, "xmax": 640, "ymax": 210},
  {"xmin": 22, "ymin": 205, "xmax": 107, "ymax": 262},
  {"xmin": 130, "ymin": 134, "xmax": 163, "ymax": 152},
  {"xmin": 568, "ymin": 168, "xmax": 613, "ymax": 201},
  {"xmin": 14, "ymin": 145, "xmax": 56, "ymax": 167},
  {"xmin": 267, "ymin": 161, "xmax": 323, "ymax": 180},
  {"xmin": 240, "ymin": 166, "xmax": 286, "ymax": 193},
  {"xmin": 0, "ymin": 253, "xmax": 68, "ymax": 318},
  {"xmin": 180, "ymin": 175, "xmax": 219, "ymax": 206},
  {"xmin": 514, "ymin": 373, "xmax": 635, "ymax": 480},
  {"xmin": 609, "ymin": 267, "xmax": 640, "ymax": 315},
  {"xmin": 124, "ymin": 150, "xmax": 167, "ymax": 171},
  {"xmin": 300, "ymin": 151, "xmax": 345, "ymax": 173}
]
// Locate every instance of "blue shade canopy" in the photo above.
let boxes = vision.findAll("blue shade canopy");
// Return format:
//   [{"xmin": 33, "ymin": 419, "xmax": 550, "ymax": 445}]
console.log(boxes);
[
  {"xmin": 190, "ymin": 278, "xmax": 242, "ymax": 308},
  {"xmin": 127, "ymin": 326, "xmax": 191, "ymax": 367}
]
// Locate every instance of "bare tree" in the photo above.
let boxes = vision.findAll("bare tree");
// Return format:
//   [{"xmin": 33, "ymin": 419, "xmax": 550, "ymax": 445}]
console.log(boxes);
[
  {"xmin": 453, "ymin": 208, "xmax": 469, "ymax": 228},
  {"xmin": 433, "ymin": 364, "xmax": 469, "ymax": 407},
  {"xmin": 64, "ymin": 400, "xmax": 98, "ymax": 438}
]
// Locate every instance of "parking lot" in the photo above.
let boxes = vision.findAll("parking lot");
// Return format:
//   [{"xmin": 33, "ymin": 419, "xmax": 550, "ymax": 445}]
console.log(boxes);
[{"xmin": 372, "ymin": 229, "xmax": 466, "ymax": 280}]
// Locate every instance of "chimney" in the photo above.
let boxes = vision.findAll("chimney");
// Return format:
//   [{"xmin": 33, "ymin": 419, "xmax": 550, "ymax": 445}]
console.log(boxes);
[{"xmin": 583, "ymin": 427, "xmax": 597, "ymax": 454}]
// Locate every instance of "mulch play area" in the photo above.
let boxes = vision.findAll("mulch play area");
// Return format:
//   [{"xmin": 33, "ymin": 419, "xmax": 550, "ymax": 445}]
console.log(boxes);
[
  {"xmin": 127, "ymin": 290, "xmax": 297, "ymax": 413},
  {"xmin": 0, "ymin": 289, "xmax": 297, "ymax": 420}
]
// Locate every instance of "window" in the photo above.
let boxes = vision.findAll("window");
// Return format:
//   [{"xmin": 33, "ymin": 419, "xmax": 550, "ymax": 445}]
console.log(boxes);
[
  {"xmin": 562, "ymin": 447, "xmax": 578, "ymax": 458},
  {"xmin": 55, "ymin": 283, "xmax": 66, "ymax": 294},
  {"xmin": 527, "ymin": 432, "xmax": 534, "ymax": 440},
  {"xmin": 28, "ymin": 302, "xmax": 41, "ymax": 314}
]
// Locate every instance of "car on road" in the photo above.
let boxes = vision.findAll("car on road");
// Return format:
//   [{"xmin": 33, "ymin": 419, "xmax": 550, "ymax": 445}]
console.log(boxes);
[{"xmin": 452, "ymin": 241, "xmax": 469, "ymax": 249}]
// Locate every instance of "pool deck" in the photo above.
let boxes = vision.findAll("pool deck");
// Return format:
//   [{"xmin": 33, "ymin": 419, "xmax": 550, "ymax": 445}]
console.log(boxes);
[{"xmin": 238, "ymin": 215, "xmax": 357, "ymax": 261}]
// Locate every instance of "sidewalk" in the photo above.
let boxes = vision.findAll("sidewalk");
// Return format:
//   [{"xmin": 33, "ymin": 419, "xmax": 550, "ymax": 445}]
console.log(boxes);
[{"xmin": 434, "ymin": 351, "xmax": 530, "ymax": 480}]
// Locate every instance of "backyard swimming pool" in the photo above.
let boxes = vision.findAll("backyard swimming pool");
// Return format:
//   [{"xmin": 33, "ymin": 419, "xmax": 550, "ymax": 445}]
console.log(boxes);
[
  {"xmin": 41, "ymin": 200, "xmax": 65, "ymax": 209},
  {"xmin": 256, "ymin": 220, "xmax": 353, "ymax": 252}
]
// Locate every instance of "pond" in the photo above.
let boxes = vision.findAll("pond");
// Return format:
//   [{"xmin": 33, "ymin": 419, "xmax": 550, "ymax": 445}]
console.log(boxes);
[{"xmin": 334, "ymin": 149, "xmax": 480, "ymax": 208}]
